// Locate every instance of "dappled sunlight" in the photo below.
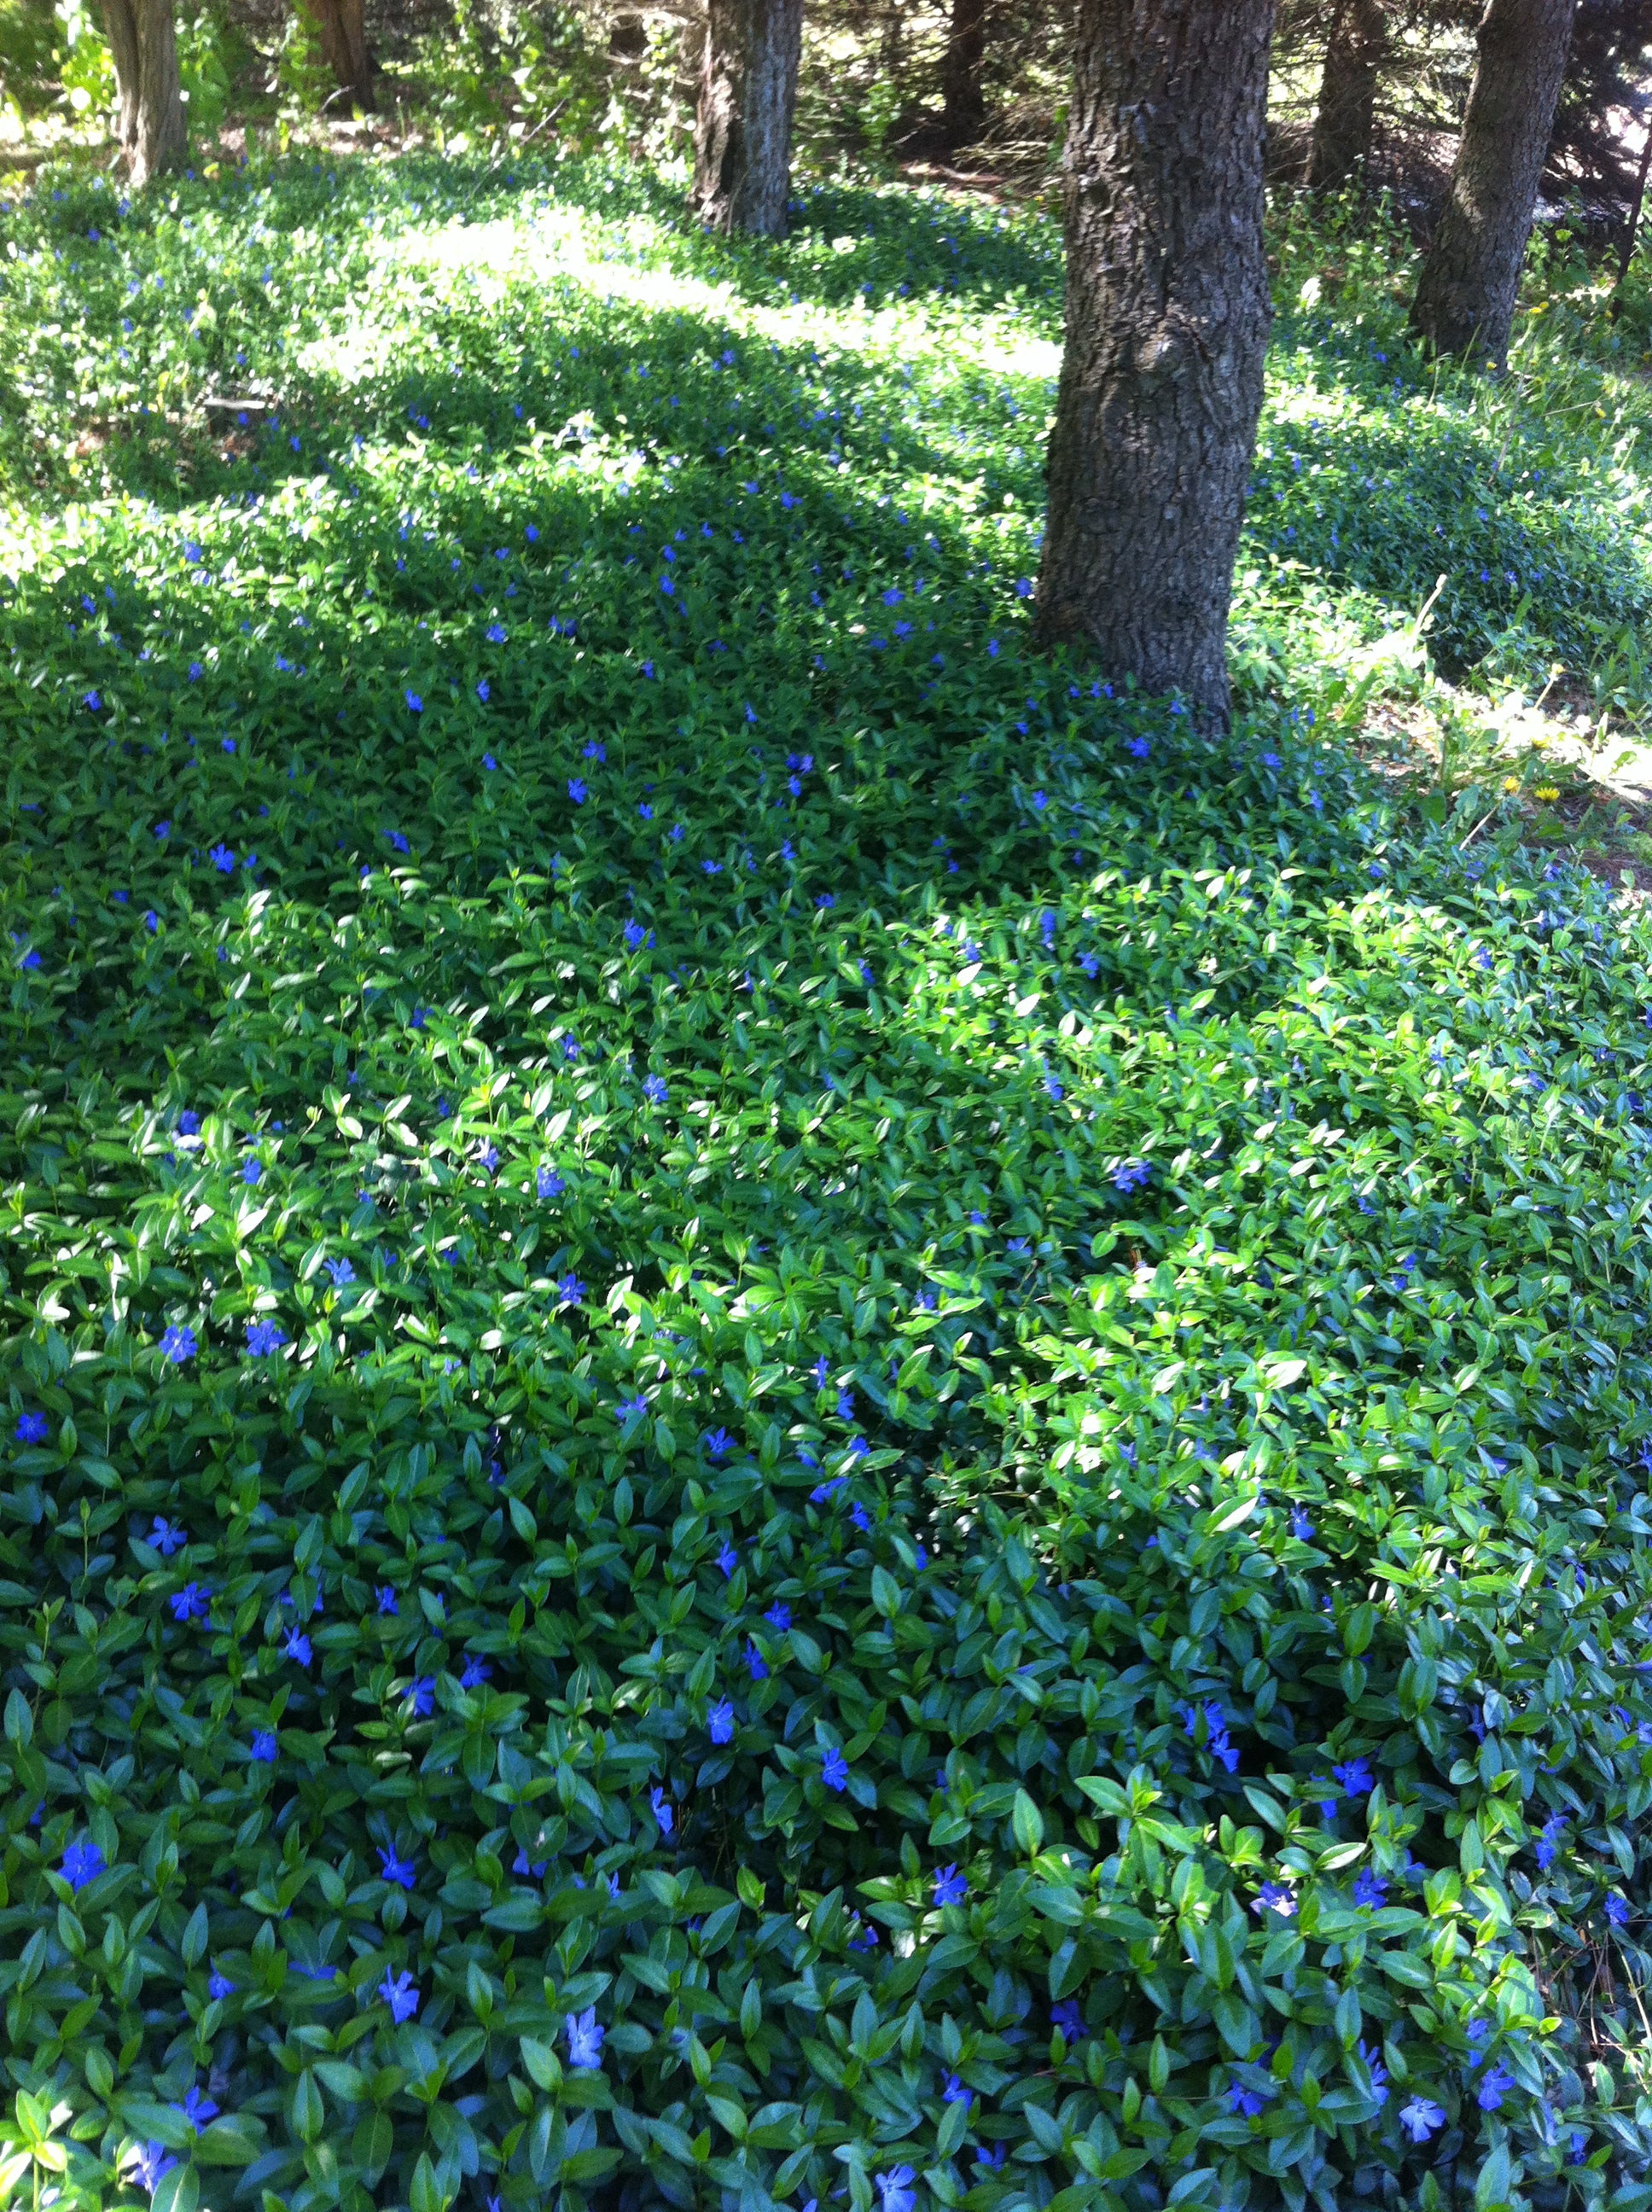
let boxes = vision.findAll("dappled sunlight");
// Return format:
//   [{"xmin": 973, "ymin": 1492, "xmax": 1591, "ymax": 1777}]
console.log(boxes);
[
  {"xmin": 424, "ymin": 200, "xmax": 1065, "ymax": 378},
  {"xmin": 9, "ymin": 141, "xmax": 1652, "ymax": 2212}
]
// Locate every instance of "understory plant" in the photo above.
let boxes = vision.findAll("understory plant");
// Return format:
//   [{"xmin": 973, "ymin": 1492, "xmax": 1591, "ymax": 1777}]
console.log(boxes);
[{"xmin": 4, "ymin": 148, "xmax": 1652, "ymax": 2212}]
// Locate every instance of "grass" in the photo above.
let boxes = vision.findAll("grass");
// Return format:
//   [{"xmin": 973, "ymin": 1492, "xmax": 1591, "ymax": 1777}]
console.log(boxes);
[{"xmin": 7, "ymin": 144, "xmax": 1652, "ymax": 2212}]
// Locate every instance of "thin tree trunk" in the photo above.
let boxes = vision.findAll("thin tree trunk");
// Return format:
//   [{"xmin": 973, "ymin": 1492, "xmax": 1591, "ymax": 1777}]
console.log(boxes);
[
  {"xmin": 1409, "ymin": 0, "xmax": 1579, "ymax": 363},
  {"xmin": 102, "ymin": 0, "xmax": 185, "ymax": 185},
  {"xmin": 302, "ymin": 0, "xmax": 375, "ymax": 112},
  {"xmin": 1033, "ymin": 0, "xmax": 1276, "ymax": 729},
  {"xmin": 689, "ymin": 0, "xmax": 804, "ymax": 237},
  {"xmin": 1609, "ymin": 98, "xmax": 1652, "ymax": 315},
  {"xmin": 1306, "ymin": 0, "xmax": 1384, "ymax": 189},
  {"xmin": 943, "ymin": 0, "xmax": 988, "ymax": 148}
]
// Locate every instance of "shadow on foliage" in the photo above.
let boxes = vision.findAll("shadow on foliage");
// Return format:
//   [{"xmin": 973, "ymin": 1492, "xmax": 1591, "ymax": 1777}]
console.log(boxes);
[{"xmin": 9, "ymin": 147, "xmax": 1652, "ymax": 2212}]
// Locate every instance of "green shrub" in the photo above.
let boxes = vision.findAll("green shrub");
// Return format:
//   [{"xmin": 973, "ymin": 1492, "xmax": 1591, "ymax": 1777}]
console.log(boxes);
[
  {"xmin": 176, "ymin": 0, "xmax": 235, "ymax": 141},
  {"xmin": 274, "ymin": 6, "xmax": 334, "ymax": 125},
  {"xmin": 0, "ymin": 0, "xmax": 65, "ymax": 114},
  {"xmin": 57, "ymin": 0, "xmax": 118, "ymax": 131},
  {"xmin": 3, "ymin": 151, "xmax": 1652, "ymax": 2212}
]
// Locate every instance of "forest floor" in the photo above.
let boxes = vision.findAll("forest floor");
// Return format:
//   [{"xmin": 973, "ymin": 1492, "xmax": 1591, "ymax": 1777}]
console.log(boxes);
[{"xmin": 7, "ymin": 148, "xmax": 1652, "ymax": 2209}]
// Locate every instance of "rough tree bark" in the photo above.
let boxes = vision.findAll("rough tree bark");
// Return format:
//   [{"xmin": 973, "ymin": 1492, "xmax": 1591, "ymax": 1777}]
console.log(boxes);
[
  {"xmin": 1409, "ymin": 0, "xmax": 1579, "ymax": 362},
  {"xmin": 101, "ymin": 0, "xmax": 185, "ymax": 187},
  {"xmin": 689, "ymin": 0, "xmax": 805, "ymax": 237},
  {"xmin": 942, "ymin": 0, "xmax": 988, "ymax": 148},
  {"xmin": 1306, "ymin": 0, "xmax": 1384, "ymax": 189},
  {"xmin": 302, "ymin": 0, "xmax": 375, "ymax": 114},
  {"xmin": 1033, "ymin": 0, "xmax": 1276, "ymax": 728}
]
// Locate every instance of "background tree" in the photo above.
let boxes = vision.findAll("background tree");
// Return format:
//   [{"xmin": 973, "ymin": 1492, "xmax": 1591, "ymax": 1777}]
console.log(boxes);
[
  {"xmin": 101, "ymin": 0, "xmax": 184, "ymax": 183},
  {"xmin": 1306, "ymin": 0, "xmax": 1385, "ymax": 185},
  {"xmin": 689, "ymin": 0, "xmax": 805, "ymax": 235},
  {"xmin": 1549, "ymin": 0, "xmax": 1652, "ymax": 222},
  {"xmin": 1611, "ymin": 96, "xmax": 1652, "ymax": 306},
  {"xmin": 942, "ymin": 0, "xmax": 988, "ymax": 146},
  {"xmin": 1034, "ymin": 0, "xmax": 1276, "ymax": 726},
  {"xmin": 303, "ymin": 0, "xmax": 375, "ymax": 110},
  {"xmin": 1410, "ymin": 0, "xmax": 1579, "ymax": 359}
]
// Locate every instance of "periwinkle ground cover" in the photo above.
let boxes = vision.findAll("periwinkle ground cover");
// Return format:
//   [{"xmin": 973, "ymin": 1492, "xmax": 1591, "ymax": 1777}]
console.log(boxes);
[{"xmin": 7, "ymin": 150, "xmax": 1652, "ymax": 2212}]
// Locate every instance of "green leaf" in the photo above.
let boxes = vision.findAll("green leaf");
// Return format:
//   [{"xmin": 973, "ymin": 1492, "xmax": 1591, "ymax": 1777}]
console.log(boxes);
[
  {"xmin": 152, "ymin": 2168, "xmax": 199, "ymax": 2212},
  {"xmin": 562, "ymin": 2148, "xmax": 623, "ymax": 2183},
  {"xmin": 936, "ymin": 2093, "xmax": 969, "ymax": 2157},
  {"xmin": 1475, "ymin": 2143, "xmax": 1512, "ymax": 2211},
  {"xmin": 195, "ymin": 2120, "xmax": 262, "ymax": 2168},
  {"xmin": 1211, "ymin": 1990, "xmax": 1259, "ymax": 2057},
  {"xmin": 180, "ymin": 1902, "xmax": 208, "ymax": 1969},
  {"xmin": 290, "ymin": 2070, "xmax": 324, "ymax": 2144},
  {"xmin": 483, "ymin": 1896, "xmax": 544, "ymax": 1932},
  {"xmin": 1259, "ymin": 1356, "xmax": 1306, "ymax": 1388},
  {"xmin": 410, "ymin": 2151, "xmax": 450, "ymax": 2212},
  {"xmin": 315, "ymin": 2062, "xmax": 369, "ymax": 2102},
  {"xmin": 1012, "ymin": 1790, "xmax": 1044, "ymax": 1856},
  {"xmin": 352, "ymin": 2110, "xmax": 393, "ymax": 2186},
  {"xmin": 705, "ymin": 2095, "xmax": 747, "ymax": 2142},
  {"xmin": 1048, "ymin": 1936, "xmax": 1084, "ymax": 2000},
  {"xmin": 519, "ymin": 2038, "xmax": 561, "ymax": 2092}
]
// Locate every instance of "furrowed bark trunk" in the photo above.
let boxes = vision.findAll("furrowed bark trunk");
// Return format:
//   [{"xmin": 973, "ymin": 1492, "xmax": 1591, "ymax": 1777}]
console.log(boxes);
[
  {"xmin": 102, "ymin": 0, "xmax": 143, "ymax": 160},
  {"xmin": 689, "ymin": 0, "xmax": 804, "ymax": 237},
  {"xmin": 302, "ymin": 0, "xmax": 376, "ymax": 112},
  {"xmin": 942, "ymin": 0, "xmax": 988, "ymax": 147},
  {"xmin": 1409, "ymin": 0, "xmax": 1578, "ymax": 363},
  {"xmin": 1033, "ymin": 0, "xmax": 1276, "ymax": 729},
  {"xmin": 1306, "ymin": 0, "xmax": 1384, "ymax": 189},
  {"xmin": 102, "ymin": 0, "xmax": 185, "ymax": 186}
]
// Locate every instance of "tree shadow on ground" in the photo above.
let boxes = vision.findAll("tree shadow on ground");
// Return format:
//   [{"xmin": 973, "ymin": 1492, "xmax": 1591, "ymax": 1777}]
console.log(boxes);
[{"xmin": 15, "ymin": 146, "xmax": 1638, "ymax": 702}]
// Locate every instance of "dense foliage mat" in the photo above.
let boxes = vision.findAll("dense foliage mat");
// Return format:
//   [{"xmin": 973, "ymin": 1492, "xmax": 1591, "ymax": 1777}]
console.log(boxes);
[{"xmin": 7, "ymin": 151, "xmax": 1652, "ymax": 2212}]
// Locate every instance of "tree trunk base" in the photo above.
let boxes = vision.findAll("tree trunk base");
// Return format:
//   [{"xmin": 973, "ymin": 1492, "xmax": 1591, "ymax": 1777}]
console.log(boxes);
[
  {"xmin": 942, "ymin": 0, "xmax": 987, "ymax": 149},
  {"xmin": 1306, "ymin": 0, "xmax": 1383, "ymax": 190},
  {"xmin": 1034, "ymin": 0, "xmax": 1277, "ymax": 731},
  {"xmin": 103, "ymin": 0, "xmax": 186, "ymax": 186},
  {"xmin": 689, "ymin": 0, "xmax": 804, "ymax": 237},
  {"xmin": 1409, "ymin": 0, "xmax": 1577, "ymax": 364},
  {"xmin": 303, "ymin": 0, "xmax": 376, "ymax": 114}
]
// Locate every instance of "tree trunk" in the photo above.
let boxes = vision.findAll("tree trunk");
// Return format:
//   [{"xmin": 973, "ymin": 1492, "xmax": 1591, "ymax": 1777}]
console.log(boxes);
[
  {"xmin": 689, "ymin": 0, "xmax": 804, "ymax": 237},
  {"xmin": 101, "ymin": 0, "xmax": 185, "ymax": 187},
  {"xmin": 942, "ymin": 0, "xmax": 988, "ymax": 148},
  {"xmin": 302, "ymin": 0, "xmax": 376, "ymax": 112},
  {"xmin": 1409, "ymin": 0, "xmax": 1578, "ymax": 363},
  {"xmin": 1033, "ymin": 0, "xmax": 1276, "ymax": 728},
  {"xmin": 1610, "ymin": 102, "xmax": 1652, "ymax": 315},
  {"xmin": 1306, "ymin": 0, "xmax": 1384, "ymax": 189}
]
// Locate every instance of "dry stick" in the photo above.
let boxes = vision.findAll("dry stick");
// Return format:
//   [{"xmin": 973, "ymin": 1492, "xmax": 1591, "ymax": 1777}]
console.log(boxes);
[
  {"xmin": 486, "ymin": 100, "xmax": 571, "ymax": 171},
  {"xmin": 1610, "ymin": 95, "xmax": 1652, "ymax": 321}
]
